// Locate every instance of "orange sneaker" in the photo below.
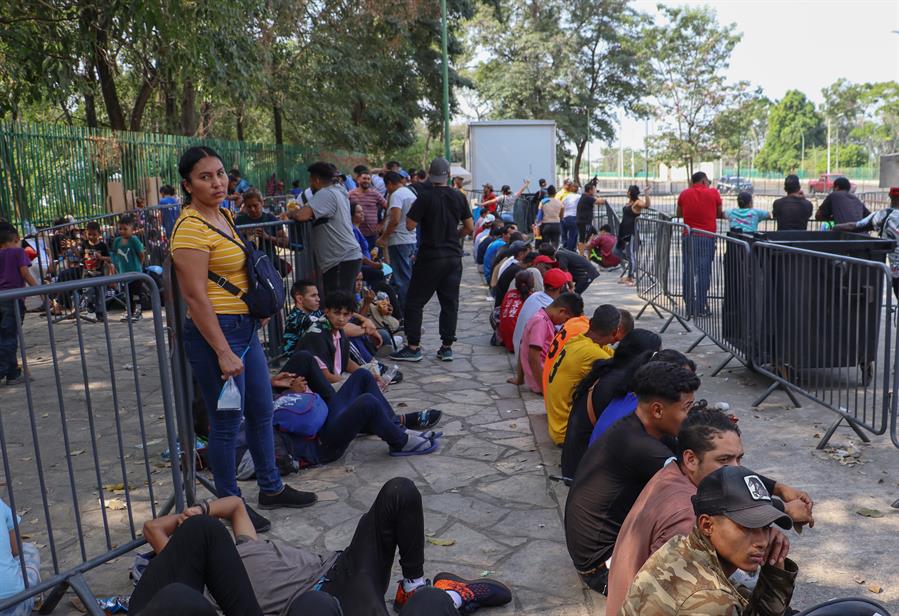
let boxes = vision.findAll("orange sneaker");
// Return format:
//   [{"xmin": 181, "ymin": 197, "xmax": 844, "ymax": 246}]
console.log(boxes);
[
  {"xmin": 433, "ymin": 572, "xmax": 512, "ymax": 613},
  {"xmin": 392, "ymin": 579, "xmax": 429, "ymax": 612}
]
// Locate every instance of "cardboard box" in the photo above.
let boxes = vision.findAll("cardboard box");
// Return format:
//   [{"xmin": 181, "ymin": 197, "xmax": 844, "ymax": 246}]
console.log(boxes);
[{"xmin": 107, "ymin": 181, "xmax": 127, "ymax": 213}]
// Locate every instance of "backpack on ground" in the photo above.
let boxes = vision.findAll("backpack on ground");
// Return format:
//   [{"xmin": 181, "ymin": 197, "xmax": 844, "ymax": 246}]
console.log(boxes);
[{"xmin": 272, "ymin": 391, "xmax": 328, "ymax": 437}]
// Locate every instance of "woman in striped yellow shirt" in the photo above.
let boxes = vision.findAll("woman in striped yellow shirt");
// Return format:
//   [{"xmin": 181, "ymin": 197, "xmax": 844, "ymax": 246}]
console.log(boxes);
[{"xmin": 171, "ymin": 147, "xmax": 315, "ymax": 532}]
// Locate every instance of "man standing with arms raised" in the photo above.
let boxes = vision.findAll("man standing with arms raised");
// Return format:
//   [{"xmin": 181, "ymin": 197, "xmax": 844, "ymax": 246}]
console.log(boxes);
[{"xmin": 391, "ymin": 158, "xmax": 473, "ymax": 363}]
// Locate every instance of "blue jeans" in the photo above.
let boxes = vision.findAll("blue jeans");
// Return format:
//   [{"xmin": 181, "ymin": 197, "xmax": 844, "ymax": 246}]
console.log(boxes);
[
  {"xmin": 682, "ymin": 235, "xmax": 716, "ymax": 315},
  {"xmin": 183, "ymin": 314, "xmax": 282, "ymax": 497},
  {"xmin": 0, "ymin": 300, "xmax": 21, "ymax": 380},
  {"xmin": 389, "ymin": 243, "xmax": 415, "ymax": 309},
  {"xmin": 562, "ymin": 216, "xmax": 578, "ymax": 251}
]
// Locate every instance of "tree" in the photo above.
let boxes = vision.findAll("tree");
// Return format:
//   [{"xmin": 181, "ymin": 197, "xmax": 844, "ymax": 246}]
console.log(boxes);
[
  {"xmin": 712, "ymin": 87, "xmax": 770, "ymax": 175},
  {"xmin": 639, "ymin": 5, "xmax": 742, "ymax": 177},
  {"xmin": 464, "ymin": 0, "xmax": 645, "ymax": 183},
  {"xmin": 755, "ymin": 90, "xmax": 824, "ymax": 173}
]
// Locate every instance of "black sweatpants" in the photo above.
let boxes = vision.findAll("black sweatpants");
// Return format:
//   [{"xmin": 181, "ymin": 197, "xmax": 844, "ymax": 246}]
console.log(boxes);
[
  {"xmin": 322, "ymin": 259, "xmax": 362, "ymax": 298},
  {"xmin": 130, "ymin": 516, "xmax": 263, "ymax": 616},
  {"xmin": 320, "ymin": 477, "xmax": 425, "ymax": 616},
  {"xmin": 296, "ymin": 586, "xmax": 458, "ymax": 616},
  {"xmin": 403, "ymin": 257, "xmax": 462, "ymax": 348}
]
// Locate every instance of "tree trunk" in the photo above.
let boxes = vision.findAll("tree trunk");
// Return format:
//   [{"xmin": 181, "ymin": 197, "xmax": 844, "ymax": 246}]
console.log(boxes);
[
  {"xmin": 273, "ymin": 104, "xmax": 283, "ymax": 145},
  {"xmin": 180, "ymin": 79, "xmax": 197, "ymax": 136},
  {"xmin": 91, "ymin": 25, "xmax": 126, "ymax": 130},
  {"xmin": 84, "ymin": 90, "xmax": 98, "ymax": 128},
  {"xmin": 199, "ymin": 101, "xmax": 212, "ymax": 137},
  {"xmin": 130, "ymin": 71, "xmax": 156, "ymax": 132},
  {"xmin": 236, "ymin": 107, "xmax": 245, "ymax": 142},
  {"xmin": 573, "ymin": 138, "xmax": 587, "ymax": 185}
]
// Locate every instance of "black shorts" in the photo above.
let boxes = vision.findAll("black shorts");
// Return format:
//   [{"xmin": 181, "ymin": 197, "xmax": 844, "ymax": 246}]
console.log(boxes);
[{"xmin": 577, "ymin": 223, "xmax": 594, "ymax": 243}]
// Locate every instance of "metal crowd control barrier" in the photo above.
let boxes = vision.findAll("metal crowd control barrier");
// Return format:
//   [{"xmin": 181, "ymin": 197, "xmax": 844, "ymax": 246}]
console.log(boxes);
[
  {"xmin": 749, "ymin": 242, "xmax": 894, "ymax": 447},
  {"xmin": 0, "ymin": 273, "xmax": 184, "ymax": 615},
  {"xmin": 634, "ymin": 217, "xmax": 691, "ymax": 332}
]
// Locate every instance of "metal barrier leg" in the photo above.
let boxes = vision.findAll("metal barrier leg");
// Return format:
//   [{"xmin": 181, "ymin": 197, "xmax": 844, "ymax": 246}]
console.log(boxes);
[
  {"xmin": 711, "ymin": 353, "xmax": 737, "ymax": 377},
  {"xmin": 816, "ymin": 416, "xmax": 872, "ymax": 450},
  {"xmin": 751, "ymin": 381, "xmax": 802, "ymax": 409},
  {"xmin": 686, "ymin": 333, "xmax": 706, "ymax": 353},
  {"xmin": 659, "ymin": 313, "xmax": 691, "ymax": 334},
  {"xmin": 636, "ymin": 300, "xmax": 665, "ymax": 320},
  {"xmin": 39, "ymin": 573, "xmax": 104, "ymax": 616},
  {"xmin": 197, "ymin": 473, "xmax": 219, "ymax": 498}
]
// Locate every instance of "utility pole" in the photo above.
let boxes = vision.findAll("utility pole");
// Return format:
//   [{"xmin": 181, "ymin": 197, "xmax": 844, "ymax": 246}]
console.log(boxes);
[
  {"xmin": 440, "ymin": 0, "xmax": 451, "ymax": 160},
  {"xmin": 644, "ymin": 118, "xmax": 649, "ymax": 183},
  {"xmin": 800, "ymin": 131, "xmax": 805, "ymax": 176},
  {"xmin": 826, "ymin": 118, "xmax": 831, "ymax": 175},
  {"xmin": 618, "ymin": 118, "xmax": 624, "ymax": 190}
]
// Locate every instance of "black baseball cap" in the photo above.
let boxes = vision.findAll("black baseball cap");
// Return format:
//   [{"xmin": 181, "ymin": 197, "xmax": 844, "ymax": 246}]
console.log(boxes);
[{"xmin": 692, "ymin": 466, "xmax": 792, "ymax": 530}]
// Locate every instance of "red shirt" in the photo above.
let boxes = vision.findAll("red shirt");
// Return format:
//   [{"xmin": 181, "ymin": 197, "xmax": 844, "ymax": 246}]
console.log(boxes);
[
  {"xmin": 499, "ymin": 289, "xmax": 525, "ymax": 353},
  {"xmin": 482, "ymin": 191, "xmax": 497, "ymax": 214},
  {"xmin": 677, "ymin": 184, "xmax": 721, "ymax": 232}
]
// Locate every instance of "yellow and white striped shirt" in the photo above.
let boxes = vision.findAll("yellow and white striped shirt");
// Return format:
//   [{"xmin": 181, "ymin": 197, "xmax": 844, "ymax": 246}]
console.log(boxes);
[{"xmin": 171, "ymin": 208, "xmax": 249, "ymax": 314}]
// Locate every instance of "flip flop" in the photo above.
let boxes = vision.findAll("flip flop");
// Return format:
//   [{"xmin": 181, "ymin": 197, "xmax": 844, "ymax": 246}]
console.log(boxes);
[{"xmin": 390, "ymin": 436, "xmax": 439, "ymax": 457}]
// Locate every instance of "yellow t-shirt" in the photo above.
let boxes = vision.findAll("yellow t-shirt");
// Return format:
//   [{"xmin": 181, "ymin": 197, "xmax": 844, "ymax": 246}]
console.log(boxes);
[
  {"xmin": 171, "ymin": 209, "xmax": 249, "ymax": 315},
  {"xmin": 544, "ymin": 333, "xmax": 614, "ymax": 445},
  {"xmin": 542, "ymin": 316, "xmax": 590, "ymax": 392}
]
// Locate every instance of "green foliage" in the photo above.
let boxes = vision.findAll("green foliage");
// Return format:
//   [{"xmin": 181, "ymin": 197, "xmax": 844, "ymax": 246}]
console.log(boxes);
[
  {"xmin": 755, "ymin": 90, "xmax": 824, "ymax": 172},
  {"xmin": 640, "ymin": 4, "xmax": 742, "ymax": 175}
]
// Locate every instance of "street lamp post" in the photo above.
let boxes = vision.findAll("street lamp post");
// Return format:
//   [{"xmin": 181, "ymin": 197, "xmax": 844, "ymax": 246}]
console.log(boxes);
[{"xmin": 440, "ymin": 0, "xmax": 451, "ymax": 160}]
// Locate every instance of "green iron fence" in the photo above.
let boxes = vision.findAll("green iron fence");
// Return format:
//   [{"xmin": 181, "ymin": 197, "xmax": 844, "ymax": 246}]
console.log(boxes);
[{"xmin": 0, "ymin": 122, "xmax": 366, "ymax": 227}]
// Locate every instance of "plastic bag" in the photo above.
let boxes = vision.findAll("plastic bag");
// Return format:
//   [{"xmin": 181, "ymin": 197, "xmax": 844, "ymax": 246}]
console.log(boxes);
[{"xmin": 218, "ymin": 377, "xmax": 241, "ymax": 411}]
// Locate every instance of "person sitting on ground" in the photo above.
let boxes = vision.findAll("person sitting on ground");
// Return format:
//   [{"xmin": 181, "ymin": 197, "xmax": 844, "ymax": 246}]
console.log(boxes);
[
  {"xmin": 619, "ymin": 465, "xmax": 797, "ymax": 615},
  {"xmin": 351, "ymin": 203, "xmax": 387, "ymax": 280},
  {"xmin": 587, "ymin": 349, "xmax": 692, "ymax": 448},
  {"xmin": 815, "ymin": 176, "xmax": 869, "ymax": 225},
  {"xmin": 772, "ymin": 175, "xmax": 814, "ymax": 231},
  {"xmin": 724, "ymin": 191, "xmax": 770, "ymax": 234},
  {"xmin": 499, "ymin": 271, "xmax": 535, "ymax": 354},
  {"xmin": 0, "ymin": 498, "xmax": 41, "ymax": 616},
  {"xmin": 282, "ymin": 280, "xmax": 324, "ymax": 356},
  {"xmin": 490, "ymin": 238, "xmax": 529, "ymax": 293},
  {"xmin": 297, "ymin": 290, "xmax": 383, "ymax": 385},
  {"xmin": 834, "ymin": 186, "xmax": 899, "ymax": 300},
  {"xmin": 564, "ymin": 361, "xmax": 700, "ymax": 595},
  {"xmin": 588, "ymin": 224, "xmax": 620, "ymax": 268},
  {"xmin": 483, "ymin": 224, "xmax": 518, "ymax": 284},
  {"xmin": 560, "ymin": 329, "xmax": 662, "ymax": 481},
  {"xmin": 473, "ymin": 214, "xmax": 496, "ymax": 252},
  {"xmin": 517, "ymin": 292, "xmax": 584, "ymax": 394},
  {"xmin": 511, "ymin": 268, "xmax": 572, "ymax": 361},
  {"xmin": 525, "ymin": 254, "xmax": 554, "ymax": 292},
  {"xmin": 487, "ymin": 232, "xmax": 525, "ymax": 291},
  {"xmin": 476, "ymin": 222, "xmax": 503, "ymax": 270},
  {"xmin": 269, "ymin": 361, "xmax": 440, "ymax": 461},
  {"xmin": 543, "ymin": 304, "xmax": 622, "ymax": 446},
  {"xmin": 494, "ymin": 250, "xmax": 538, "ymax": 310},
  {"xmin": 138, "ymin": 479, "xmax": 512, "ymax": 616},
  {"xmin": 606, "ymin": 408, "xmax": 815, "ymax": 616}
]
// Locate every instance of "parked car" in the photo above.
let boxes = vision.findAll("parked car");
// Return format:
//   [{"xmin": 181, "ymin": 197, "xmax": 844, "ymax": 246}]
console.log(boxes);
[
  {"xmin": 715, "ymin": 176, "xmax": 754, "ymax": 194},
  {"xmin": 808, "ymin": 173, "xmax": 856, "ymax": 194}
]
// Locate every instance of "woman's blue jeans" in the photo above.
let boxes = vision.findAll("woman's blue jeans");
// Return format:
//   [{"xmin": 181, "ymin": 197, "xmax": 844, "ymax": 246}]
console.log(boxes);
[{"xmin": 183, "ymin": 314, "xmax": 282, "ymax": 497}]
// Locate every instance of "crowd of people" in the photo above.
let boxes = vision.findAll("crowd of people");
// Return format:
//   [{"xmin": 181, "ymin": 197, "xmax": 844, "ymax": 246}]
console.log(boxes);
[{"xmin": 1, "ymin": 152, "xmax": 896, "ymax": 616}]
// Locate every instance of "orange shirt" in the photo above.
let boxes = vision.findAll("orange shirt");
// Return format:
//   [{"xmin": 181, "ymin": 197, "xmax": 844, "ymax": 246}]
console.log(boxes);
[{"xmin": 542, "ymin": 316, "xmax": 590, "ymax": 393}]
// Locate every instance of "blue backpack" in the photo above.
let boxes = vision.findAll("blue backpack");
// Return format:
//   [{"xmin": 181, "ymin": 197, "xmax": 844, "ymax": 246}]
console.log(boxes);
[
  {"xmin": 174, "ymin": 210, "xmax": 286, "ymax": 320},
  {"xmin": 272, "ymin": 392, "xmax": 328, "ymax": 437}
]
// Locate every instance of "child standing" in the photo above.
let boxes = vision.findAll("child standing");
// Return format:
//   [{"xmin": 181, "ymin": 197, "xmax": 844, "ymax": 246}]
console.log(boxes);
[
  {"xmin": 0, "ymin": 227, "xmax": 36, "ymax": 386},
  {"xmin": 111, "ymin": 215, "xmax": 147, "ymax": 322},
  {"xmin": 82, "ymin": 221, "xmax": 112, "ymax": 321},
  {"xmin": 0, "ymin": 497, "xmax": 40, "ymax": 616},
  {"xmin": 724, "ymin": 190, "xmax": 770, "ymax": 234}
]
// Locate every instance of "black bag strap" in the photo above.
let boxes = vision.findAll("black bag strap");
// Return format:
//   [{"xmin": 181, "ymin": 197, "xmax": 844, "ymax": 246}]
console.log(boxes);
[{"xmin": 172, "ymin": 210, "xmax": 251, "ymax": 301}]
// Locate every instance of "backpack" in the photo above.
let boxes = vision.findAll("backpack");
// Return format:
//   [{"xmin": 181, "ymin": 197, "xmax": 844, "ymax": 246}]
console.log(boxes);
[
  {"xmin": 272, "ymin": 391, "xmax": 328, "ymax": 437},
  {"xmin": 173, "ymin": 210, "xmax": 286, "ymax": 319}
]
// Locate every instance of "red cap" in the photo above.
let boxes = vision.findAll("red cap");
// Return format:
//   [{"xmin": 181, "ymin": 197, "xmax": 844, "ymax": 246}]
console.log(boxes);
[
  {"xmin": 534, "ymin": 255, "xmax": 558, "ymax": 266},
  {"xmin": 543, "ymin": 268, "xmax": 573, "ymax": 289},
  {"xmin": 890, "ymin": 187, "xmax": 899, "ymax": 198}
]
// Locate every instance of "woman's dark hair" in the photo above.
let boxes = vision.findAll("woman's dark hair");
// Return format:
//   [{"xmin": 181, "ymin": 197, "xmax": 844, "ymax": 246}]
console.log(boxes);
[
  {"xmin": 522, "ymin": 251, "xmax": 539, "ymax": 265},
  {"xmin": 323, "ymin": 289, "xmax": 357, "ymax": 313},
  {"xmin": 633, "ymin": 361, "xmax": 701, "ymax": 404},
  {"xmin": 600, "ymin": 224, "xmax": 613, "ymax": 233},
  {"xmin": 627, "ymin": 185, "xmax": 640, "ymax": 201},
  {"xmin": 654, "ymin": 348, "xmax": 696, "ymax": 372},
  {"xmin": 501, "ymin": 185, "xmax": 511, "ymax": 195},
  {"xmin": 513, "ymin": 269, "xmax": 535, "ymax": 299},
  {"xmin": 160, "ymin": 184, "xmax": 176, "ymax": 196},
  {"xmin": 537, "ymin": 243, "xmax": 556, "ymax": 257},
  {"xmin": 676, "ymin": 407, "xmax": 741, "ymax": 460},
  {"xmin": 547, "ymin": 185, "xmax": 557, "ymax": 197},
  {"xmin": 572, "ymin": 328, "xmax": 661, "ymax": 403},
  {"xmin": 177, "ymin": 146, "xmax": 222, "ymax": 203}
]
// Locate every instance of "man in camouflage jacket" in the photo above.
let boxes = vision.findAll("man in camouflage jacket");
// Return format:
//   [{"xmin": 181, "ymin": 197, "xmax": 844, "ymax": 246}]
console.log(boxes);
[{"xmin": 620, "ymin": 466, "xmax": 797, "ymax": 615}]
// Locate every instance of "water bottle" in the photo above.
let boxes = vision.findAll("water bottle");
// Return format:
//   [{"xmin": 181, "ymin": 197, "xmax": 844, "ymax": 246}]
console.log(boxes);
[{"xmin": 381, "ymin": 364, "xmax": 399, "ymax": 391}]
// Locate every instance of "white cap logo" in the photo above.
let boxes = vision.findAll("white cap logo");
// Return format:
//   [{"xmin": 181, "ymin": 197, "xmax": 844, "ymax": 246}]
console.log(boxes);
[{"xmin": 743, "ymin": 475, "xmax": 771, "ymax": 501}]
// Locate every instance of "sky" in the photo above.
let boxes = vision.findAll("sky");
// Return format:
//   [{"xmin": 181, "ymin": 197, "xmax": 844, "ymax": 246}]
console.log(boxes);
[{"xmin": 613, "ymin": 0, "xmax": 899, "ymax": 149}]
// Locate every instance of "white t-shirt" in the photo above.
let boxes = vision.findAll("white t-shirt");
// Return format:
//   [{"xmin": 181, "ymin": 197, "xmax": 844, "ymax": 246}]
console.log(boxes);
[
  {"xmin": 562, "ymin": 193, "xmax": 581, "ymax": 215},
  {"xmin": 387, "ymin": 186, "xmax": 418, "ymax": 246}
]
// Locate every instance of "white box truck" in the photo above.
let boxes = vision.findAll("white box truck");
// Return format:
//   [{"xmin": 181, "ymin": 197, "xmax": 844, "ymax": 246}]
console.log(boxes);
[{"xmin": 465, "ymin": 120, "xmax": 557, "ymax": 192}]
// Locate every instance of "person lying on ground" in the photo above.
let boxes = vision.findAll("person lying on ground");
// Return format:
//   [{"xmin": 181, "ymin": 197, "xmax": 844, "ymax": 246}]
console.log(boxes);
[
  {"xmin": 543, "ymin": 304, "xmax": 622, "ymax": 446},
  {"xmin": 498, "ymin": 270, "xmax": 535, "ymax": 354},
  {"xmin": 606, "ymin": 408, "xmax": 815, "ymax": 616},
  {"xmin": 619, "ymin": 465, "xmax": 797, "ymax": 615},
  {"xmin": 518, "ymin": 292, "xmax": 584, "ymax": 394},
  {"xmin": 560, "ymin": 329, "xmax": 662, "ymax": 481},
  {"xmin": 565, "ymin": 360, "xmax": 700, "ymax": 595},
  {"xmin": 140, "ymin": 479, "xmax": 512, "ymax": 616},
  {"xmin": 510, "ymin": 267, "xmax": 573, "ymax": 360}
]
